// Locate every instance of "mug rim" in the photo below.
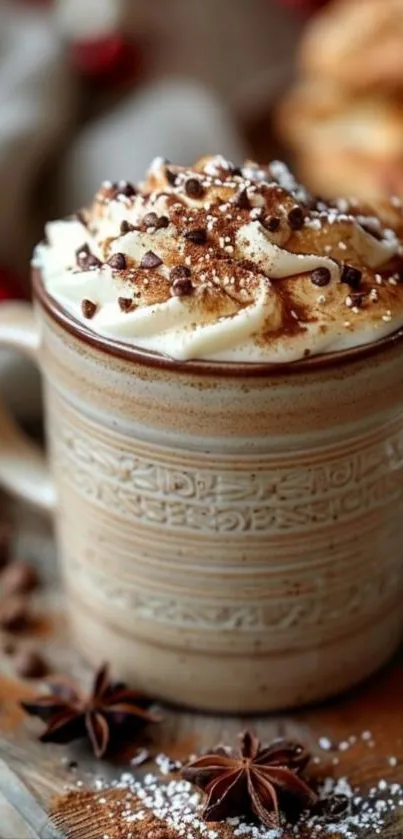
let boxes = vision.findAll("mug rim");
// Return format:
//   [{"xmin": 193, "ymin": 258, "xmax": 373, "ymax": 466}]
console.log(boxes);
[{"xmin": 33, "ymin": 267, "xmax": 403, "ymax": 378}]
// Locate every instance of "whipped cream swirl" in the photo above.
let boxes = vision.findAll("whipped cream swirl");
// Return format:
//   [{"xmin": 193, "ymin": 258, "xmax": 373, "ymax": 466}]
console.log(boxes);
[{"xmin": 34, "ymin": 155, "xmax": 403, "ymax": 362}]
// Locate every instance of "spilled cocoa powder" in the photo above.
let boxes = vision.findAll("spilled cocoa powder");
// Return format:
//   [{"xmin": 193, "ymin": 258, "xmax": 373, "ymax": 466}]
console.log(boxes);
[
  {"xmin": 50, "ymin": 788, "xmax": 178, "ymax": 839},
  {"xmin": 49, "ymin": 769, "xmax": 403, "ymax": 839}
]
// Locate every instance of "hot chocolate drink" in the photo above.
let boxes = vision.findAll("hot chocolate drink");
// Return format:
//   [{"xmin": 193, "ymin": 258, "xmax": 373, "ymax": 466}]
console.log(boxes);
[{"xmin": 1, "ymin": 157, "xmax": 403, "ymax": 711}]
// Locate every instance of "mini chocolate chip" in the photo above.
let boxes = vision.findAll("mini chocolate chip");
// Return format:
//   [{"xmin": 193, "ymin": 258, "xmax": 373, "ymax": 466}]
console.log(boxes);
[
  {"xmin": 288, "ymin": 206, "xmax": 305, "ymax": 230},
  {"xmin": 76, "ymin": 244, "xmax": 102, "ymax": 270},
  {"xmin": 231, "ymin": 166, "xmax": 243, "ymax": 177},
  {"xmin": 14, "ymin": 649, "xmax": 48, "ymax": 680},
  {"xmin": 311, "ymin": 267, "xmax": 331, "ymax": 287},
  {"xmin": 171, "ymin": 277, "xmax": 193, "ymax": 297},
  {"xmin": 184, "ymin": 228, "xmax": 207, "ymax": 245},
  {"xmin": 0, "ymin": 561, "xmax": 38, "ymax": 597},
  {"xmin": 120, "ymin": 220, "xmax": 136, "ymax": 234},
  {"xmin": 234, "ymin": 188, "xmax": 250, "ymax": 210},
  {"xmin": 341, "ymin": 264, "xmax": 362, "ymax": 289},
  {"xmin": 76, "ymin": 242, "xmax": 90, "ymax": 261},
  {"xmin": 117, "ymin": 182, "xmax": 136, "ymax": 197},
  {"xmin": 185, "ymin": 178, "xmax": 205, "ymax": 199},
  {"xmin": 118, "ymin": 297, "xmax": 134, "ymax": 313},
  {"xmin": 262, "ymin": 215, "xmax": 280, "ymax": 232},
  {"xmin": 108, "ymin": 253, "xmax": 127, "ymax": 271},
  {"xmin": 143, "ymin": 212, "xmax": 159, "ymax": 228},
  {"xmin": 81, "ymin": 299, "xmax": 97, "ymax": 319},
  {"xmin": 165, "ymin": 167, "xmax": 177, "ymax": 186},
  {"xmin": 140, "ymin": 250, "xmax": 163, "ymax": 269},
  {"xmin": 170, "ymin": 265, "xmax": 191, "ymax": 281},
  {"xmin": 156, "ymin": 215, "xmax": 169, "ymax": 229}
]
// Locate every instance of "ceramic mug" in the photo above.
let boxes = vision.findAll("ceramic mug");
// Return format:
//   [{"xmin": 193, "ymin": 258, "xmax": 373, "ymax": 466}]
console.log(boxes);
[{"xmin": 0, "ymin": 269, "xmax": 403, "ymax": 712}]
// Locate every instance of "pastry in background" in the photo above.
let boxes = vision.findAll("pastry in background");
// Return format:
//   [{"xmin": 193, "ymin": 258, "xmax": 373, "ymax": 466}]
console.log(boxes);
[
  {"xmin": 277, "ymin": 0, "xmax": 403, "ymax": 201},
  {"xmin": 300, "ymin": 0, "xmax": 403, "ymax": 90}
]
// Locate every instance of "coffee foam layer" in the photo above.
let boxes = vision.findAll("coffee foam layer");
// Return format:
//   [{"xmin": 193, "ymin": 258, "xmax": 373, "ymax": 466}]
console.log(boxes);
[{"xmin": 34, "ymin": 156, "xmax": 403, "ymax": 362}]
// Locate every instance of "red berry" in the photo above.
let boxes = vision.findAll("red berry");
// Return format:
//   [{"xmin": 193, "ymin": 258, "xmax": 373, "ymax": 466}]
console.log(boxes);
[{"xmin": 69, "ymin": 35, "xmax": 143, "ymax": 87}]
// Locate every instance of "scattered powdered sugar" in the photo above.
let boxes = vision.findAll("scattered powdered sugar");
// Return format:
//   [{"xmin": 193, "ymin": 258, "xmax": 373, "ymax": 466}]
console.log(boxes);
[
  {"xmin": 71, "ymin": 765, "xmax": 403, "ymax": 839},
  {"xmin": 318, "ymin": 737, "xmax": 333, "ymax": 752}
]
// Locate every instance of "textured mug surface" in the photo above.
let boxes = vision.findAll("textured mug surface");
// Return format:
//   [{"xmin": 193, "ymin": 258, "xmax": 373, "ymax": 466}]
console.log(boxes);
[{"xmin": 33, "ymin": 275, "xmax": 403, "ymax": 712}]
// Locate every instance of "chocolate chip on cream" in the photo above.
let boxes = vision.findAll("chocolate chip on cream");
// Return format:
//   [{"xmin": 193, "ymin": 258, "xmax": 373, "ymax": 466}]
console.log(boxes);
[{"xmin": 34, "ymin": 155, "xmax": 403, "ymax": 362}]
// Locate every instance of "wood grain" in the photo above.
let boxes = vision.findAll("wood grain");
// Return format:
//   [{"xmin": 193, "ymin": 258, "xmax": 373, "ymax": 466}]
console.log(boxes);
[
  {"xmin": 1, "ymin": 498, "xmax": 403, "ymax": 836},
  {"xmin": 0, "ymin": 759, "xmax": 62, "ymax": 839}
]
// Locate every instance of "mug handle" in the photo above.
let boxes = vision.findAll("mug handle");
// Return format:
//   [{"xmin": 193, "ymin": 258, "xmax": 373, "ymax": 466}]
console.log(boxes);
[{"xmin": 0, "ymin": 302, "xmax": 56, "ymax": 513}]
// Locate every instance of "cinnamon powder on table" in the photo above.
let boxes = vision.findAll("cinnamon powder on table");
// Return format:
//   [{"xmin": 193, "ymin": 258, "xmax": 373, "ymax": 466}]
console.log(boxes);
[
  {"xmin": 51, "ymin": 788, "xmax": 181, "ymax": 839},
  {"xmin": 49, "ymin": 772, "xmax": 403, "ymax": 839}
]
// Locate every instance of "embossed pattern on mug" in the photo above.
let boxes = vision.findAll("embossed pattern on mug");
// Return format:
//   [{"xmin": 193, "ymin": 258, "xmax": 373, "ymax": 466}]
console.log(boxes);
[
  {"xmin": 49, "ymin": 394, "xmax": 403, "ymax": 535},
  {"xmin": 47, "ymin": 390, "xmax": 403, "ymax": 652}
]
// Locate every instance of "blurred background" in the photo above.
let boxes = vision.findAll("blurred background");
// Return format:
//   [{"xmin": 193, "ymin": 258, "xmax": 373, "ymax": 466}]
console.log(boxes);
[{"xmin": 0, "ymin": 0, "xmax": 400, "ymax": 298}]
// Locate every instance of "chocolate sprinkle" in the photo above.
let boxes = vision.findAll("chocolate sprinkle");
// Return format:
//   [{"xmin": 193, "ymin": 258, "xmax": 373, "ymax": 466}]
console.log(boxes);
[
  {"xmin": 288, "ymin": 207, "xmax": 305, "ymax": 231},
  {"xmin": 234, "ymin": 188, "xmax": 250, "ymax": 210},
  {"xmin": 262, "ymin": 215, "xmax": 281, "ymax": 232},
  {"xmin": 116, "ymin": 182, "xmax": 136, "ymax": 198},
  {"xmin": 118, "ymin": 297, "xmax": 134, "ymax": 313},
  {"xmin": 341, "ymin": 264, "xmax": 362, "ymax": 289},
  {"xmin": 81, "ymin": 299, "xmax": 97, "ymax": 319},
  {"xmin": 120, "ymin": 220, "xmax": 136, "ymax": 234},
  {"xmin": 156, "ymin": 215, "xmax": 170, "ymax": 229},
  {"xmin": 171, "ymin": 277, "xmax": 193, "ymax": 297},
  {"xmin": 311, "ymin": 267, "xmax": 331, "ymax": 287},
  {"xmin": 184, "ymin": 228, "xmax": 207, "ymax": 245},
  {"xmin": 165, "ymin": 167, "xmax": 177, "ymax": 186},
  {"xmin": 185, "ymin": 178, "xmax": 205, "ymax": 199},
  {"xmin": 143, "ymin": 212, "xmax": 159, "ymax": 228},
  {"xmin": 140, "ymin": 250, "xmax": 163, "ymax": 269},
  {"xmin": 108, "ymin": 253, "xmax": 127, "ymax": 271}
]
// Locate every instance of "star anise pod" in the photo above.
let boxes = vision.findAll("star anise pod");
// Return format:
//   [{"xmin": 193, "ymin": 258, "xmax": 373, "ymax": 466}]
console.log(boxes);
[
  {"xmin": 21, "ymin": 664, "xmax": 161, "ymax": 758},
  {"xmin": 182, "ymin": 731, "xmax": 318, "ymax": 828}
]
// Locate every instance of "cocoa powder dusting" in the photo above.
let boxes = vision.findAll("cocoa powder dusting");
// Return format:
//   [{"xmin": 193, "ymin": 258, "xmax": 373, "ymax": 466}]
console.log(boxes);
[{"xmin": 51, "ymin": 789, "xmax": 179, "ymax": 839}]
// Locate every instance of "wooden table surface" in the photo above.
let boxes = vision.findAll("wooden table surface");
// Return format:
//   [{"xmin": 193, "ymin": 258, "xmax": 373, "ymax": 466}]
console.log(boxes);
[{"xmin": 1, "ymin": 498, "xmax": 403, "ymax": 838}]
